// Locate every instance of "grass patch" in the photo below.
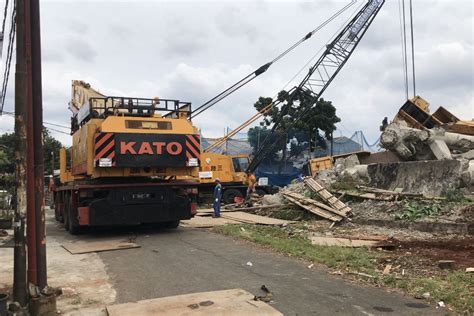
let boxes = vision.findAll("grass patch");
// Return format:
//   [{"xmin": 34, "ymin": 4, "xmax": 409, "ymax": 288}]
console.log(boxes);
[
  {"xmin": 214, "ymin": 224, "xmax": 379, "ymax": 274},
  {"xmin": 214, "ymin": 224, "xmax": 474, "ymax": 312},
  {"xmin": 385, "ymin": 272, "xmax": 474, "ymax": 313}
]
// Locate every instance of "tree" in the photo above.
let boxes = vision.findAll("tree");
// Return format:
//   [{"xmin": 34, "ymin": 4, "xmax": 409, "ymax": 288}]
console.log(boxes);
[
  {"xmin": 0, "ymin": 129, "xmax": 64, "ymax": 176},
  {"xmin": 249, "ymin": 90, "xmax": 340, "ymax": 170},
  {"xmin": 43, "ymin": 129, "xmax": 64, "ymax": 175},
  {"xmin": 254, "ymin": 90, "xmax": 340, "ymax": 139}
]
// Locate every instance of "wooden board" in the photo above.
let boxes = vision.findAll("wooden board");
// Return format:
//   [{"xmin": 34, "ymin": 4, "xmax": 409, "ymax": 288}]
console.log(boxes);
[
  {"xmin": 180, "ymin": 216, "xmax": 241, "ymax": 228},
  {"xmin": 196, "ymin": 208, "xmax": 240, "ymax": 215},
  {"xmin": 304, "ymin": 178, "xmax": 352, "ymax": 215},
  {"xmin": 282, "ymin": 192, "xmax": 343, "ymax": 222},
  {"xmin": 310, "ymin": 236, "xmax": 387, "ymax": 248},
  {"xmin": 221, "ymin": 212, "xmax": 294, "ymax": 226},
  {"xmin": 62, "ymin": 239, "xmax": 140, "ymax": 254},
  {"xmin": 106, "ymin": 288, "xmax": 283, "ymax": 316}
]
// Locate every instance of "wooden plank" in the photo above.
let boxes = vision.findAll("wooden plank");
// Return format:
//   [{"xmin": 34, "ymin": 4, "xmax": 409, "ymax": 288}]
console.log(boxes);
[
  {"xmin": 196, "ymin": 208, "xmax": 240, "ymax": 214},
  {"xmin": 180, "ymin": 216, "xmax": 241, "ymax": 228},
  {"xmin": 221, "ymin": 212, "xmax": 295, "ymax": 226},
  {"xmin": 224, "ymin": 204, "xmax": 287, "ymax": 212},
  {"xmin": 106, "ymin": 288, "xmax": 283, "ymax": 316},
  {"xmin": 62, "ymin": 239, "xmax": 140, "ymax": 254},
  {"xmin": 304, "ymin": 178, "xmax": 352, "ymax": 215},
  {"xmin": 282, "ymin": 191, "xmax": 342, "ymax": 214},
  {"xmin": 310, "ymin": 236, "xmax": 388, "ymax": 248},
  {"xmin": 282, "ymin": 194, "xmax": 343, "ymax": 222}
]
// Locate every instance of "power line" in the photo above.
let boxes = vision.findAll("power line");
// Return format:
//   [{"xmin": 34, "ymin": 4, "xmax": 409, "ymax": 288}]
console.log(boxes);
[
  {"xmin": 1, "ymin": 110, "xmax": 71, "ymax": 132},
  {"xmin": 191, "ymin": 0, "xmax": 357, "ymax": 118},
  {"xmin": 1, "ymin": 0, "xmax": 9, "ymax": 48},
  {"xmin": 0, "ymin": 1, "xmax": 15, "ymax": 114},
  {"xmin": 409, "ymin": 0, "xmax": 416, "ymax": 97},
  {"xmin": 401, "ymin": 0, "xmax": 408, "ymax": 99}
]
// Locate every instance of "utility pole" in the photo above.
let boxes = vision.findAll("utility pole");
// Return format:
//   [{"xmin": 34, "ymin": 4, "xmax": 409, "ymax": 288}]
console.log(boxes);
[
  {"xmin": 13, "ymin": 0, "xmax": 55, "ymax": 312},
  {"xmin": 13, "ymin": 0, "xmax": 29, "ymax": 308},
  {"xmin": 30, "ymin": 0, "xmax": 48, "ymax": 289}
]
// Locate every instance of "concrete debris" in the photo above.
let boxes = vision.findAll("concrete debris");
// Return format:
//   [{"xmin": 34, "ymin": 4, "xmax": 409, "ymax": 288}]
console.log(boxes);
[
  {"xmin": 367, "ymin": 160, "xmax": 466, "ymax": 196},
  {"xmin": 261, "ymin": 193, "xmax": 285, "ymax": 206},
  {"xmin": 380, "ymin": 122, "xmax": 474, "ymax": 161}
]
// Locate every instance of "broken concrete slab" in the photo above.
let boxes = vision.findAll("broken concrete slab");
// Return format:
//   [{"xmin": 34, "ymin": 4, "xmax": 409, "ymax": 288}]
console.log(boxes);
[
  {"xmin": 62, "ymin": 240, "xmax": 140, "ymax": 254},
  {"xmin": 367, "ymin": 160, "xmax": 463, "ymax": 196},
  {"xmin": 106, "ymin": 288, "xmax": 283, "ymax": 316}
]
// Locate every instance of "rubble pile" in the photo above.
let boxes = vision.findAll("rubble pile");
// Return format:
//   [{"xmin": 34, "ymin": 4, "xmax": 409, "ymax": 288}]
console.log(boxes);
[{"xmin": 255, "ymin": 97, "xmax": 473, "ymax": 232}]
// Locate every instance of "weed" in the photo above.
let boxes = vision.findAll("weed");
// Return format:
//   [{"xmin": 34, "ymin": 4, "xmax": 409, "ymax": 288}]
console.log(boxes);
[
  {"xmin": 445, "ymin": 189, "xmax": 470, "ymax": 203},
  {"xmin": 396, "ymin": 201, "xmax": 441, "ymax": 220}
]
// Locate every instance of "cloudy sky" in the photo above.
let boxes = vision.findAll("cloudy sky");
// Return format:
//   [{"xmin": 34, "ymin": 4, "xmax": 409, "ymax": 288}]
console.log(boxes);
[{"xmin": 0, "ymin": 0, "xmax": 472, "ymax": 146}]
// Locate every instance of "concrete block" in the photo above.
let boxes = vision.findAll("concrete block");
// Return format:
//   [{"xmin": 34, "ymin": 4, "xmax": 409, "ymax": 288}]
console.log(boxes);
[{"xmin": 429, "ymin": 140, "xmax": 452, "ymax": 160}]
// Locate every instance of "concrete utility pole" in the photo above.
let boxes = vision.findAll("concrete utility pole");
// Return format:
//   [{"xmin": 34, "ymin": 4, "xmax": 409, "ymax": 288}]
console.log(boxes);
[
  {"xmin": 13, "ymin": 0, "xmax": 29, "ymax": 307},
  {"xmin": 30, "ymin": 0, "xmax": 48, "ymax": 289},
  {"xmin": 13, "ymin": 0, "xmax": 54, "ymax": 312}
]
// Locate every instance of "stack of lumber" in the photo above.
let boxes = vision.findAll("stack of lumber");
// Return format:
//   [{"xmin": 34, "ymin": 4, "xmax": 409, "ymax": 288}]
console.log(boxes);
[
  {"xmin": 281, "ymin": 191, "xmax": 346, "ymax": 222},
  {"xmin": 304, "ymin": 178, "xmax": 352, "ymax": 216}
]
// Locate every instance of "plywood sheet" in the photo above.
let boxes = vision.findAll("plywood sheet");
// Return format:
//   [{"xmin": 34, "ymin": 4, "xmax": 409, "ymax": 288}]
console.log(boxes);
[
  {"xmin": 310, "ymin": 236, "xmax": 385, "ymax": 248},
  {"xmin": 221, "ymin": 212, "xmax": 294, "ymax": 226},
  {"xmin": 106, "ymin": 288, "xmax": 283, "ymax": 316},
  {"xmin": 180, "ymin": 216, "xmax": 240, "ymax": 228},
  {"xmin": 62, "ymin": 239, "xmax": 140, "ymax": 254}
]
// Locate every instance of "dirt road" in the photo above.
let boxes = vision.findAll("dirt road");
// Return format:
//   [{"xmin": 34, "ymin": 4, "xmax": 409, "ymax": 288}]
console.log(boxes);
[{"xmin": 46, "ymin": 220, "xmax": 444, "ymax": 315}]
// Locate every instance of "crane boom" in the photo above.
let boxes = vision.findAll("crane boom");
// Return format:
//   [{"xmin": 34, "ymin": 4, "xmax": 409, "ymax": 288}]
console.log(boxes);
[{"xmin": 247, "ymin": 0, "xmax": 385, "ymax": 172}]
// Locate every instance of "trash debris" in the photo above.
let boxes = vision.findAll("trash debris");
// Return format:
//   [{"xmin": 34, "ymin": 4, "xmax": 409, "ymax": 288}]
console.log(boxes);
[
  {"xmin": 246, "ymin": 261, "xmax": 253, "ymax": 267},
  {"xmin": 382, "ymin": 264, "xmax": 392, "ymax": 275},
  {"xmin": 307, "ymin": 264, "xmax": 314, "ymax": 269},
  {"xmin": 437, "ymin": 301, "xmax": 446, "ymax": 308},
  {"xmin": 253, "ymin": 285, "xmax": 273, "ymax": 303},
  {"xmin": 466, "ymin": 267, "xmax": 474, "ymax": 273}
]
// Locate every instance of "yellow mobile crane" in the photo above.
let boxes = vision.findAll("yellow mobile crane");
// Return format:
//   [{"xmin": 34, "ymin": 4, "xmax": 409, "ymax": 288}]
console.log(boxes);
[
  {"xmin": 52, "ymin": 81, "xmax": 200, "ymax": 234},
  {"xmin": 197, "ymin": 102, "xmax": 276, "ymax": 204}
]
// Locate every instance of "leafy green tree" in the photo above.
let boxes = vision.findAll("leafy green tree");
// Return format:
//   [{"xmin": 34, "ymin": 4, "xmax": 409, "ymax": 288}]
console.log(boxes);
[
  {"xmin": 43, "ymin": 129, "xmax": 64, "ymax": 175},
  {"xmin": 0, "ymin": 129, "xmax": 64, "ymax": 176},
  {"xmin": 250, "ymin": 90, "xmax": 340, "ymax": 167}
]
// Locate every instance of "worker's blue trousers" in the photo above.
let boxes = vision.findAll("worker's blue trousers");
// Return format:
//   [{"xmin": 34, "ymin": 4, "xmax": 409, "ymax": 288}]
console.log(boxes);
[{"xmin": 213, "ymin": 201, "xmax": 221, "ymax": 217}]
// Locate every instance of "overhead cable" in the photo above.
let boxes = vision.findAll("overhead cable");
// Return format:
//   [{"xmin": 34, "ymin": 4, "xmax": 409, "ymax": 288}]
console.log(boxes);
[{"xmin": 191, "ymin": 0, "xmax": 357, "ymax": 118}]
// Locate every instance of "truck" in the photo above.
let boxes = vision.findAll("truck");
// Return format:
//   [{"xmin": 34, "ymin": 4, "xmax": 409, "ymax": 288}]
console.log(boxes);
[{"xmin": 52, "ymin": 80, "xmax": 200, "ymax": 234}]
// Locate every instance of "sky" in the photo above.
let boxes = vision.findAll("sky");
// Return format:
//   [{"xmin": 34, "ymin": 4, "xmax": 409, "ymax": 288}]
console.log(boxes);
[{"xmin": 0, "ymin": 0, "xmax": 472, "ymax": 146}]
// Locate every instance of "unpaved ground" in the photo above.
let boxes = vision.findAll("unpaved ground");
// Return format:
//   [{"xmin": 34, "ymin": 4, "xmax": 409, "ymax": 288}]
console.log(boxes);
[{"xmin": 0, "ymin": 211, "xmax": 115, "ymax": 315}]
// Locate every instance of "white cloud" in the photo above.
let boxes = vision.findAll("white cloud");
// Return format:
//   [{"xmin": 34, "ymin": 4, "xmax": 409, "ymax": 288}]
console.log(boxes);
[{"xmin": 0, "ymin": 0, "xmax": 471, "ymax": 148}]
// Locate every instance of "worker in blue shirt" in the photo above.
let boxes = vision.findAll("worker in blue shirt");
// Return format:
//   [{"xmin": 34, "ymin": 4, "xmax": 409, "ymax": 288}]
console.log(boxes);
[{"xmin": 213, "ymin": 178, "xmax": 222, "ymax": 218}]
